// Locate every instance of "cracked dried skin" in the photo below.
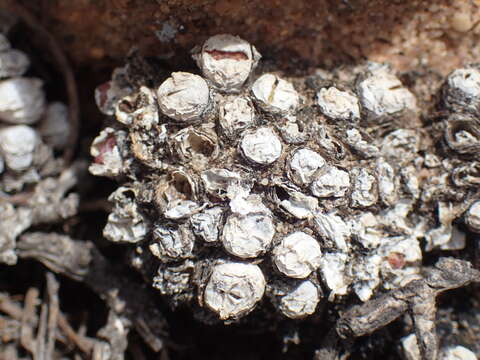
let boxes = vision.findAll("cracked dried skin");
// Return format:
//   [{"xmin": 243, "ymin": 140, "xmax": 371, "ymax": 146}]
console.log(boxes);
[
  {"xmin": 150, "ymin": 226, "xmax": 194, "ymax": 261},
  {"xmin": 273, "ymin": 232, "xmax": 322, "ymax": 279},
  {"xmin": 443, "ymin": 67, "xmax": 480, "ymax": 113},
  {"xmin": 444, "ymin": 117, "xmax": 480, "ymax": 156},
  {"xmin": 251, "ymin": 73, "xmax": 299, "ymax": 114},
  {"xmin": 219, "ymin": 96, "xmax": 255, "ymax": 139},
  {"xmin": 89, "ymin": 127, "xmax": 126, "ymax": 177},
  {"xmin": 376, "ymin": 158, "xmax": 397, "ymax": 205},
  {"xmin": 442, "ymin": 346, "xmax": 478, "ymax": 360},
  {"xmin": 350, "ymin": 167, "xmax": 378, "ymax": 208},
  {"xmin": 222, "ymin": 211, "xmax": 275, "ymax": 259},
  {"xmin": 316, "ymin": 87, "xmax": 360, "ymax": 121},
  {"xmin": 240, "ymin": 127, "xmax": 282, "ymax": 165},
  {"xmin": 0, "ymin": 48, "xmax": 30, "ymax": 79},
  {"xmin": 288, "ymin": 148, "xmax": 326, "ymax": 186},
  {"xmin": 115, "ymin": 86, "xmax": 158, "ymax": 127},
  {"xmin": 344, "ymin": 128, "xmax": 379, "ymax": 159},
  {"xmin": 156, "ymin": 72, "xmax": 210, "ymax": 122},
  {"xmin": 194, "ymin": 34, "xmax": 260, "ymax": 92},
  {"xmin": 95, "ymin": 67, "xmax": 133, "ymax": 116},
  {"xmin": 278, "ymin": 280, "xmax": 321, "ymax": 319},
  {"xmin": 104, "ymin": 186, "xmax": 149, "ymax": 244},
  {"xmin": 357, "ymin": 66, "xmax": 417, "ymax": 119},
  {"xmin": 274, "ymin": 185, "xmax": 318, "ymax": 220},
  {"xmin": 38, "ymin": 102, "xmax": 70, "ymax": 149},
  {"xmin": 310, "ymin": 166, "xmax": 350, "ymax": 198},
  {"xmin": 171, "ymin": 127, "xmax": 219, "ymax": 171},
  {"xmin": 204, "ymin": 262, "xmax": 266, "ymax": 320},
  {"xmin": 465, "ymin": 200, "xmax": 480, "ymax": 233},
  {"xmin": 387, "ymin": 252, "xmax": 406, "ymax": 269},
  {"xmin": 93, "ymin": 136, "xmax": 116, "ymax": 165},
  {"xmin": 190, "ymin": 206, "xmax": 223, "ymax": 243}
]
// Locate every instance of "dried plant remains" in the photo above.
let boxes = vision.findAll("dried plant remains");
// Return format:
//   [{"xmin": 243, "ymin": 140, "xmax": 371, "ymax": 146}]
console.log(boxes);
[
  {"xmin": 89, "ymin": 34, "xmax": 480, "ymax": 358},
  {"xmin": 0, "ymin": 33, "xmax": 76, "ymax": 266}
]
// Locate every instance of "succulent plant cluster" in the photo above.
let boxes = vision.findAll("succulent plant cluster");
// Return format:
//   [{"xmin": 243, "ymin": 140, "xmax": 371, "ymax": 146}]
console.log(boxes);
[
  {"xmin": 90, "ymin": 34, "xmax": 479, "ymax": 322},
  {"xmin": 0, "ymin": 33, "xmax": 75, "ymax": 265}
]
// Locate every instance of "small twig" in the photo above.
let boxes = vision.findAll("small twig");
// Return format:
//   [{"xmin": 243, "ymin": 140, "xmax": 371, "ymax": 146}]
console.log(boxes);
[
  {"xmin": 57, "ymin": 312, "xmax": 95, "ymax": 355},
  {"xmin": 34, "ymin": 303, "xmax": 48, "ymax": 360},
  {"xmin": 333, "ymin": 258, "xmax": 480, "ymax": 360},
  {"xmin": 4, "ymin": 0, "xmax": 80, "ymax": 164},
  {"xmin": 0, "ymin": 293, "xmax": 24, "ymax": 320},
  {"xmin": 77, "ymin": 313, "xmax": 88, "ymax": 340},
  {"xmin": 1, "ymin": 285, "xmax": 97, "ymax": 357},
  {"xmin": 20, "ymin": 287, "xmax": 39, "ymax": 354},
  {"xmin": 46, "ymin": 273, "xmax": 59, "ymax": 359},
  {"xmin": 0, "ymin": 344, "xmax": 20, "ymax": 360}
]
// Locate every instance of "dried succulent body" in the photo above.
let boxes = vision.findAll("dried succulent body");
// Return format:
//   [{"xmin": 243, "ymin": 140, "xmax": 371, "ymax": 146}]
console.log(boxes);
[
  {"xmin": 269, "ymin": 279, "xmax": 323, "ymax": 319},
  {"xmin": 357, "ymin": 64, "xmax": 417, "ymax": 120},
  {"xmin": 287, "ymin": 148, "xmax": 326, "ymax": 187},
  {"xmin": 465, "ymin": 201, "xmax": 480, "ymax": 233},
  {"xmin": 90, "ymin": 34, "xmax": 480, "ymax": 341},
  {"xmin": 0, "ymin": 125, "xmax": 38, "ymax": 172},
  {"xmin": 203, "ymin": 262, "xmax": 265, "ymax": 320},
  {"xmin": 316, "ymin": 87, "xmax": 360, "ymax": 121},
  {"xmin": 193, "ymin": 34, "xmax": 261, "ymax": 92},
  {"xmin": 240, "ymin": 127, "xmax": 282, "ymax": 165},
  {"xmin": 222, "ymin": 194, "xmax": 275, "ymax": 259},
  {"xmin": 273, "ymin": 232, "xmax": 322, "ymax": 279},
  {"xmin": 251, "ymin": 73, "xmax": 299, "ymax": 114},
  {"xmin": 443, "ymin": 67, "xmax": 480, "ymax": 114},
  {"xmin": 0, "ymin": 34, "xmax": 29, "ymax": 78},
  {"xmin": 157, "ymin": 72, "xmax": 211, "ymax": 122},
  {"xmin": 218, "ymin": 96, "xmax": 255, "ymax": 139},
  {"xmin": 0, "ymin": 78, "xmax": 45, "ymax": 124},
  {"xmin": 38, "ymin": 102, "xmax": 70, "ymax": 149},
  {"xmin": 0, "ymin": 34, "xmax": 75, "ymax": 265}
]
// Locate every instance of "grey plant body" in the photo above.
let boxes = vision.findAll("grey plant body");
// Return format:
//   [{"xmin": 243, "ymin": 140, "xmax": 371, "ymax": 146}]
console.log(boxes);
[{"xmin": 89, "ymin": 34, "xmax": 480, "ymax": 359}]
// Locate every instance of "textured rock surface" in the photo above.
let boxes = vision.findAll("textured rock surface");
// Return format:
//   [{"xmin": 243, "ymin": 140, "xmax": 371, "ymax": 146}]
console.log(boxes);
[{"xmin": 10, "ymin": 0, "xmax": 480, "ymax": 76}]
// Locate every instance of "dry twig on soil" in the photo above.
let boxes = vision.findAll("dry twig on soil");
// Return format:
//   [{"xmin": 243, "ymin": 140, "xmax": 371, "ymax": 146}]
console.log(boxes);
[
  {"xmin": 0, "ymin": 272, "xmax": 99, "ymax": 359},
  {"xmin": 315, "ymin": 258, "xmax": 480, "ymax": 360},
  {"xmin": 17, "ymin": 232, "xmax": 169, "ymax": 354}
]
